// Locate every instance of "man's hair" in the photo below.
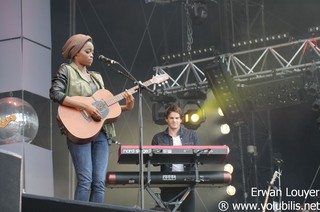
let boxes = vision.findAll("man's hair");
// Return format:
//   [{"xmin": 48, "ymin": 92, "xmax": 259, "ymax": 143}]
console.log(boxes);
[{"xmin": 165, "ymin": 104, "xmax": 183, "ymax": 118}]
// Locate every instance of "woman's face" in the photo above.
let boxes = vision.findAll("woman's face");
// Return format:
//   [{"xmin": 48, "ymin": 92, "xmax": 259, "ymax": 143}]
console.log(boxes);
[{"xmin": 74, "ymin": 41, "xmax": 94, "ymax": 67}]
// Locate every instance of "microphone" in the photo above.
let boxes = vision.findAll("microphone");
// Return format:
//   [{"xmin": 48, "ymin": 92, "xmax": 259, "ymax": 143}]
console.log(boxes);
[{"xmin": 98, "ymin": 55, "xmax": 117, "ymax": 64}]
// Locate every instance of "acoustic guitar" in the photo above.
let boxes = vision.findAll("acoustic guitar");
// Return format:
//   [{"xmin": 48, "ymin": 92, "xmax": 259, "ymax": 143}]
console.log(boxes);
[
  {"xmin": 0, "ymin": 114, "xmax": 16, "ymax": 128},
  {"xmin": 57, "ymin": 74, "xmax": 169, "ymax": 144}
]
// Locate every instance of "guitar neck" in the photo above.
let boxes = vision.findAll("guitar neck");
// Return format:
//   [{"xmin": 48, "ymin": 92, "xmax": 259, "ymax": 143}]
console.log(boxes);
[
  {"xmin": 106, "ymin": 86, "xmax": 138, "ymax": 106},
  {"xmin": 105, "ymin": 79, "xmax": 155, "ymax": 106}
]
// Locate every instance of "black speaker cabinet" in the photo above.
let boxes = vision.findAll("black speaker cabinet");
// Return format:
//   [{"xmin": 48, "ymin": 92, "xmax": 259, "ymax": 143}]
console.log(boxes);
[
  {"xmin": 22, "ymin": 193, "xmax": 156, "ymax": 212},
  {"xmin": 0, "ymin": 149, "xmax": 22, "ymax": 212}
]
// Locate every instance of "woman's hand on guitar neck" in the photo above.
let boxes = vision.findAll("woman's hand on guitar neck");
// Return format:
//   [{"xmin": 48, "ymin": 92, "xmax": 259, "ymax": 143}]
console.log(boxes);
[{"xmin": 121, "ymin": 90, "xmax": 134, "ymax": 111}]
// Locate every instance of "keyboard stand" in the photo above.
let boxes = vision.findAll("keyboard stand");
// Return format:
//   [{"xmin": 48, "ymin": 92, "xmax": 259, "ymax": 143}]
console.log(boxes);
[{"xmin": 144, "ymin": 153, "xmax": 200, "ymax": 212}]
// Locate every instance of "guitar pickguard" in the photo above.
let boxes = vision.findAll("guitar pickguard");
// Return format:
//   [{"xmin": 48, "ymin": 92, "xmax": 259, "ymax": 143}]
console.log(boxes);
[{"xmin": 92, "ymin": 99, "xmax": 109, "ymax": 119}]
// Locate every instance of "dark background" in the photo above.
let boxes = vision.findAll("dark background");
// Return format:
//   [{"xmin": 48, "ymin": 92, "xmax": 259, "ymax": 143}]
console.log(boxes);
[{"xmin": 50, "ymin": 0, "xmax": 320, "ymax": 210}]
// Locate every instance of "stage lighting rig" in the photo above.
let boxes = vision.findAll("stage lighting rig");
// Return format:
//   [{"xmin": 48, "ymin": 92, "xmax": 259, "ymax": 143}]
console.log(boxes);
[
  {"xmin": 231, "ymin": 33, "xmax": 290, "ymax": 49},
  {"xmin": 177, "ymin": 90, "xmax": 207, "ymax": 129},
  {"xmin": 151, "ymin": 89, "xmax": 207, "ymax": 129},
  {"xmin": 204, "ymin": 59, "xmax": 247, "ymax": 125},
  {"xmin": 160, "ymin": 46, "xmax": 216, "ymax": 64},
  {"xmin": 183, "ymin": 108, "xmax": 206, "ymax": 130},
  {"xmin": 239, "ymin": 74, "xmax": 306, "ymax": 111},
  {"xmin": 191, "ymin": 0, "xmax": 208, "ymax": 21},
  {"xmin": 308, "ymin": 25, "xmax": 320, "ymax": 36},
  {"xmin": 151, "ymin": 95, "xmax": 177, "ymax": 125},
  {"xmin": 145, "ymin": 0, "xmax": 178, "ymax": 4}
]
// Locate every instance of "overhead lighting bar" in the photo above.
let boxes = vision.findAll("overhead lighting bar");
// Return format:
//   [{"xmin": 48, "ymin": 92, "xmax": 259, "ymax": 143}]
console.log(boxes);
[
  {"xmin": 161, "ymin": 46, "xmax": 216, "ymax": 62},
  {"xmin": 308, "ymin": 25, "xmax": 320, "ymax": 33},
  {"xmin": 238, "ymin": 74, "xmax": 305, "ymax": 111},
  {"xmin": 232, "ymin": 33, "xmax": 289, "ymax": 48},
  {"xmin": 145, "ymin": 0, "xmax": 178, "ymax": 4}
]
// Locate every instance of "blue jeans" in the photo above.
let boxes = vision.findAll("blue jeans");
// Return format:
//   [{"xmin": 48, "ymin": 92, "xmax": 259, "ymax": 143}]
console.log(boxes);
[{"xmin": 67, "ymin": 132, "xmax": 109, "ymax": 203}]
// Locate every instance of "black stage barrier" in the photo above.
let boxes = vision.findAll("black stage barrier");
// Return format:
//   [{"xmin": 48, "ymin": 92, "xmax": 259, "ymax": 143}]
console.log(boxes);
[{"xmin": 22, "ymin": 193, "xmax": 156, "ymax": 212}]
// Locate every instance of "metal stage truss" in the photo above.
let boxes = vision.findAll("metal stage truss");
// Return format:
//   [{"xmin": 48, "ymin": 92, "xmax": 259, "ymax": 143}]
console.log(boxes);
[
  {"xmin": 152, "ymin": 36, "xmax": 320, "ymax": 95},
  {"xmin": 151, "ymin": 36, "xmax": 320, "ymax": 204}
]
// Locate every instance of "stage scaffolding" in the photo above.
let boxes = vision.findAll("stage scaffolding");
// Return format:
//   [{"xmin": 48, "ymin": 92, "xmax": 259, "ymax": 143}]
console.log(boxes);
[
  {"xmin": 147, "ymin": 0, "xmax": 320, "ymax": 207},
  {"xmin": 151, "ymin": 36, "xmax": 320, "ymax": 205}
]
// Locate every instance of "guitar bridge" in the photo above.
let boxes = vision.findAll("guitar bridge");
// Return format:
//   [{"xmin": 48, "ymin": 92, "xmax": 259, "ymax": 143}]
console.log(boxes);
[{"xmin": 80, "ymin": 110, "xmax": 91, "ymax": 121}]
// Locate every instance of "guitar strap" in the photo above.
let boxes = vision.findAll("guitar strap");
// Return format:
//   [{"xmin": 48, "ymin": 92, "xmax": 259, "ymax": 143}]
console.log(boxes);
[
  {"xmin": 90, "ymin": 74, "xmax": 104, "ymax": 90},
  {"xmin": 56, "ymin": 64, "xmax": 71, "ymax": 136},
  {"xmin": 63, "ymin": 63, "xmax": 72, "ymax": 96}
]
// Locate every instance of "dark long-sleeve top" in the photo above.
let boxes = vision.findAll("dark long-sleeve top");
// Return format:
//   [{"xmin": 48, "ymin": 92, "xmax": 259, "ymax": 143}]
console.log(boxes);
[{"xmin": 151, "ymin": 127, "xmax": 200, "ymax": 172}]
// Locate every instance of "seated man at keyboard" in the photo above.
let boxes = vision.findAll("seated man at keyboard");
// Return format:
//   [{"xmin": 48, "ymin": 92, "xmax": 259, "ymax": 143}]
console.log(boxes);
[{"xmin": 151, "ymin": 104, "xmax": 200, "ymax": 212}]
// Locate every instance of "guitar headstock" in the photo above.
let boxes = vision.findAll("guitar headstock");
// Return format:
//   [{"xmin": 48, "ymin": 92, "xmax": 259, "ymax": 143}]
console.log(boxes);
[
  {"xmin": 0, "ymin": 114, "xmax": 17, "ymax": 128},
  {"xmin": 150, "ymin": 73, "xmax": 169, "ymax": 84}
]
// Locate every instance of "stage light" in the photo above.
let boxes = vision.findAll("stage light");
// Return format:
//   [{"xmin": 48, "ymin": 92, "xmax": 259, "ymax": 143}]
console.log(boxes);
[
  {"xmin": 220, "ymin": 123, "xmax": 230, "ymax": 135},
  {"xmin": 217, "ymin": 107, "xmax": 224, "ymax": 117},
  {"xmin": 308, "ymin": 25, "xmax": 320, "ymax": 33},
  {"xmin": 192, "ymin": 2, "xmax": 208, "ymax": 20},
  {"xmin": 183, "ymin": 109, "xmax": 206, "ymax": 130},
  {"xmin": 151, "ymin": 95, "xmax": 177, "ymax": 125},
  {"xmin": 224, "ymin": 164, "xmax": 234, "ymax": 174},
  {"xmin": 226, "ymin": 185, "xmax": 236, "ymax": 196},
  {"xmin": 247, "ymin": 145, "xmax": 258, "ymax": 156},
  {"xmin": 187, "ymin": 113, "xmax": 200, "ymax": 123}
]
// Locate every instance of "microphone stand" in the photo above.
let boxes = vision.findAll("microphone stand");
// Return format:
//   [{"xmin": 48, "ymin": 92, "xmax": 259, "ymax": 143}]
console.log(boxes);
[
  {"xmin": 101, "ymin": 60, "xmax": 147, "ymax": 209},
  {"xmin": 262, "ymin": 171, "xmax": 280, "ymax": 212},
  {"xmin": 275, "ymin": 161, "xmax": 283, "ymax": 212}
]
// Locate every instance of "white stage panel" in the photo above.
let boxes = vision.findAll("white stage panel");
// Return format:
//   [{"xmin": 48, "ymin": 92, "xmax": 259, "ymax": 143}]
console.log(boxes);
[
  {"xmin": 23, "ymin": 39, "xmax": 51, "ymax": 98},
  {"xmin": 22, "ymin": 0, "xmax": 51, "ymax": 48},
  {"xmin": 0, "ymin": 39, "xmax": 23, "ymax": 92},
  {"xmin": 0, "ymin": 0, "xmax": 21, "ymax": 39}
]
